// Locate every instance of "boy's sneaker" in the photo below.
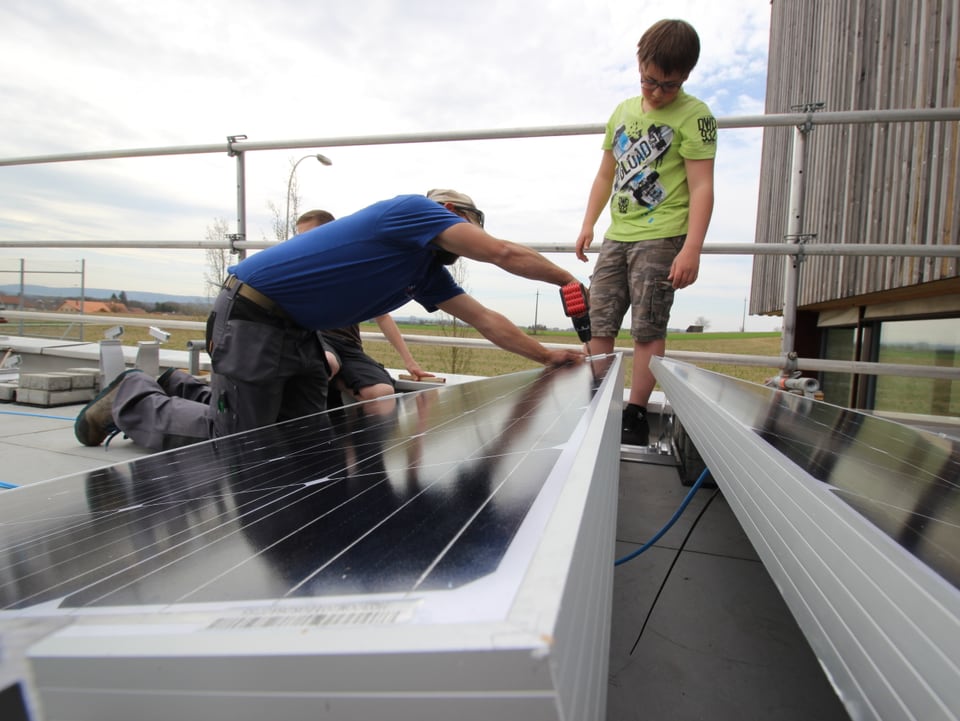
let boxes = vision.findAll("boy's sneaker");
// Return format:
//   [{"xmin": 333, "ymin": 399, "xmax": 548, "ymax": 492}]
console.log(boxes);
[
  {"xmin": 621, "ymin": 403, "xmax": 649, "ymax": 446},
  {"xmin": 74, "ymin": 369, "xmax": 143, "ymax": 446}
]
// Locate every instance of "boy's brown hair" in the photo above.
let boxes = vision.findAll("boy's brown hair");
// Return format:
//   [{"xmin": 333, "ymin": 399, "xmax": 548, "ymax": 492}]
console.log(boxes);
[{"xmin": 636, "ymin": 19, "xmax": 701, "ymax": 76}]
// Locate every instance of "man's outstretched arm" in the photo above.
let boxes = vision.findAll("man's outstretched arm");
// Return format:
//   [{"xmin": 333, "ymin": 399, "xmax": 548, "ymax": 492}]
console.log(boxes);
[{"xmin": 436, "ymin": 293, "xmax": 583, "ymax": 367}]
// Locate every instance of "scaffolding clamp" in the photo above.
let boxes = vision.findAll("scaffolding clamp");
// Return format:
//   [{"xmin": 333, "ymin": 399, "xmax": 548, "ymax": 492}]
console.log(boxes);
[
  {"xmin": 784, "ymin": 233, "xmax": 816, "ymax": 269},
  {"xmin": 226, "ymin": 134, "xmax": 248, "ymax": 158},
  {"xmin": 790, "ymin": 101, "xmax": 825, "ymax": 134}
]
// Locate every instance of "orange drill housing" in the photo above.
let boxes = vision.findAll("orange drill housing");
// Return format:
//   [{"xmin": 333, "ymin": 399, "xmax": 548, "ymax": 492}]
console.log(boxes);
[{"xmin": 560, "ymin": 282, "xmax": 592, "ymax": 343}]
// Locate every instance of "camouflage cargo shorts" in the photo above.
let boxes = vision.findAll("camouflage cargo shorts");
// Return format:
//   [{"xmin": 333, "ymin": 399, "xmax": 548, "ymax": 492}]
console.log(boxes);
[{"xmin": 588, "ymin": 235, "xmax": 686, "ymax": 342}]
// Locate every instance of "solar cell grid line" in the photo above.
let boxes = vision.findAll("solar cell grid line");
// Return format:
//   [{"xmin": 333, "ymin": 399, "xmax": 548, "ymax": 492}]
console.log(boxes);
[
  {"xmin": 9, "ymin": 362, "xmax": 576, "ymax": 602},
  {"xmin": 3, "ymin": 401, "xmax": 425, "ymax": 610},
  {"xmin": 3, "ymin": 357, "xmax": 622, "ymax": 721},
  {"xmin": 1, "ymin": 434, "xmax": 256, "ymax": 547},
  {"xmin": 183, "ymin": 364, "xmax": 587, "ymax": 601},
  {"xmin": 656, "ymin": 357, "xmax": 960, "ymax": 589},
  {"xmin": 1, "ymin": 447, "xmax": 329, "ymax": 610},
  {"xmin": 292, "ymin": 367, "xmax": 577, "ymax": 596},
  {"xmin": 3, "ymin": 478, "xmax": 248, "ymax": 610},
  {"xmin": 1, "ymin": 362, "xmax": 603, "ymax": 613},
  {"xmin": 1, "ymin": 411, "xmax": 337, "ymax": 610},
  {"xmin": 409, "ymin": 367, "xmax": 589, "ymax": 591},
  {"xmin": 64, "ymin": 424, "xmax": 382, "ymax": 607},
  {"xmin": 652, "ymin": 357, "xmax": 960, "ymax": 721},
  {"xmin": 754, "ymin": 399, "xmax": 959, "ymax": 499},
  {"xmin": 192, "ymin": 380, "xmax": 506, "ymax": 600},
  {"xmin": 0, "ymin": 472, "xmax": 175, "ymax": 610},
  {"xmin": 18, "ymin": 408, "xmax": 472, "ymax": 612},
  {"xmin": 748, "ymin": 385, "xmax": 960, "ymax": 589},
  {"xmin": 61, "ymin": 415, "xmax": 425, "ymax": 608},
  {"xmin": 178, "ymin": 429, "xmax": 439, "ymax": 605},
  {"xmin": 62, "ymin": 478, "xmax": 345, "ymax": 608}
]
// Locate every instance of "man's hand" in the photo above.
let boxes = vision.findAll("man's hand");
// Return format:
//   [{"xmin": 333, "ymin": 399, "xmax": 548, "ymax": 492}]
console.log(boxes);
[{"xmin": 545, "ymin": 348, "xmax": 586, "ymax": 366}]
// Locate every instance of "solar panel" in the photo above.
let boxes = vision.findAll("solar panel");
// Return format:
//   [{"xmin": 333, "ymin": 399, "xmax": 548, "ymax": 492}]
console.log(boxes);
[
  {"xmin": 652, "ymin": 356, "xmax": 960, "ymax": 721},
  {"xmin": 663, "ymin": 361, "xmax": 960, "ymax": 587},
  {"xmin": 0, "ymin": 356, "xmax": 623, "ymax": 721}
]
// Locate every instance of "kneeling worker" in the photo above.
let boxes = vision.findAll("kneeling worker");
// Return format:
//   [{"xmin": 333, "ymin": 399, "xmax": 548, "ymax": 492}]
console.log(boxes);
[
  {"xmin": 75, "ymin": 189, "xmax": 585, "ymax": 451},
  {"xmin": 295, "ymin": 209, "xmax": 437, "ymax": 407}
]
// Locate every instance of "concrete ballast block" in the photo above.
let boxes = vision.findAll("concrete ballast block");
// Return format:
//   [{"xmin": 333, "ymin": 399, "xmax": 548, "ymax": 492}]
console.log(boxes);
[
  {"xmin": 18, "ymin": 373, "xmax": 75, "ymax": 391},
  {"xmin": 14, "ymin": 388, "xmax": 96, "ymax": 407}
]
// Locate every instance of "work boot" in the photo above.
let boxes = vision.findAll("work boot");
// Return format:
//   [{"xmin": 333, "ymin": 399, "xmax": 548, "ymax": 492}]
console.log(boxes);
[
  {"xmin": 156, "ymin": 366, "xmax": 178, "ymax": 394},
  {"xmin": 621, "ymin": 403, "xmax": 649, "ymax": 446},
  {"xmin": 74, "ymin": 369, "xmax": 143, "ymax": 446}
]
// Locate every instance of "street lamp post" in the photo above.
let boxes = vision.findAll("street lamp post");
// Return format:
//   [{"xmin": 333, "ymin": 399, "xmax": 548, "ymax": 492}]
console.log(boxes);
[{"xmin": 284, "ymin": 153, "xmax": 333, "ymax": 239}]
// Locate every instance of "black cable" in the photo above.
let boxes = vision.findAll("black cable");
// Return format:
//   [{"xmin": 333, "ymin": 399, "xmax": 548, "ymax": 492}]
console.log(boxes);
[{"xmin": 629, "ymin": 484, "xmax": 721, "ymax": 654}]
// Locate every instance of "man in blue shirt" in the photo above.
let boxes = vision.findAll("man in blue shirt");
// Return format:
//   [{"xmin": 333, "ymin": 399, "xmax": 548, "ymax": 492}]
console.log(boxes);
[{"xmin": 75, "ymin": 190, "xmax": 586, "ymax": 450}]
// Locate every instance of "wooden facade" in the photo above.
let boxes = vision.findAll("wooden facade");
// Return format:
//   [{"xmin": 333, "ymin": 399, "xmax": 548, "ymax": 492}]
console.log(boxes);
[{"xmin": 752, "ymin": 0, "xmax": 959, "ymax": 317}]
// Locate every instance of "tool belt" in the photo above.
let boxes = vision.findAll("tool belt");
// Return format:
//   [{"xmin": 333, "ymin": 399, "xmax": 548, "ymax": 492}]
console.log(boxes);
[{"xmin": 223, "ymin": 275, "xmax": 293, "ymax": 322}]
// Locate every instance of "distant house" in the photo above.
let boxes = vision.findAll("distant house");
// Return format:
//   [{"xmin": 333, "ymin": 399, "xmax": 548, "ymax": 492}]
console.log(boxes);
[
  {"xmin": 0, "ymin": 294, "xmax": 22, "ymax": 309},
  {"xmin": 0, "ymin": 294, "xmax": 42, "ymax": 310},
  {"xmin": 685, "ymin": 325, "xmax": 704, "ymax": 333},
  {"xmin": 56, "ymin": 299, "xmax": 130, "ymax": 314}
]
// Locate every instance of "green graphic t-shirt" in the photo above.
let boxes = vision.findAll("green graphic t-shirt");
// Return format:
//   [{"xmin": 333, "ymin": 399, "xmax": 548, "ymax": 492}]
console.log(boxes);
[{"xmin": 602, "ymin": 90, "xmax": 717, "ymax": 241}]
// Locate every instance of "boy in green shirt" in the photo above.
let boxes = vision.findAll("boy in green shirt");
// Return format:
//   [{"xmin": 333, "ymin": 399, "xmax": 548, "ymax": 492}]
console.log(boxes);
[{"xmin": 576, "ymin": 18, "xmax": 717, "ymax": 446}]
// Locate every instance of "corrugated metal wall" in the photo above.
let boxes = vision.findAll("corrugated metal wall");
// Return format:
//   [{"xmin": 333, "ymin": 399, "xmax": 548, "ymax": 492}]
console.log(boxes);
[{"xmin": 752, "ymin": 0, "xmax": 959, "ymax": 315}]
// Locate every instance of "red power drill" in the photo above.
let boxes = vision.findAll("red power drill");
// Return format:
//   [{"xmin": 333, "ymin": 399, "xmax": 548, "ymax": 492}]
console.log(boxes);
[{"xmin": 560, "ymin": 281, "xmax": 591, "ymax": 343}]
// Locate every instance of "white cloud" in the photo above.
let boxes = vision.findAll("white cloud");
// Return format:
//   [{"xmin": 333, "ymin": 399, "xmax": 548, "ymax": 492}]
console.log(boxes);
[{"xmin": 0, "ymin": 0, "xmax": 777, "ymax": 331}]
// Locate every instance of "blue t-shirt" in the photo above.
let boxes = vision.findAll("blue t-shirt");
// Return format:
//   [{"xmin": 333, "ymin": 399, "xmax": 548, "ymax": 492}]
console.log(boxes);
[{"xmin": 228, "ymin": 195, "xmax": 466, "ymax": 329}]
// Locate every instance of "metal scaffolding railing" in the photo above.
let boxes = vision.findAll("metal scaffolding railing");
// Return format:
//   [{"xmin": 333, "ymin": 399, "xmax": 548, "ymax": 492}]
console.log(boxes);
[
  {"xmin": 1, "ymin": 107, "xmax": 959, "ymax": 388},
  {"xmin": 2, "ymin": 308, "xmax": 958, "ymax": 385}
]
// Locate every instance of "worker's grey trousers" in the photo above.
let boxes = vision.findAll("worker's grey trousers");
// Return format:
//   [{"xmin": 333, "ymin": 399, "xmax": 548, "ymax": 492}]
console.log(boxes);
[{"xmin": 111, "ymin": 281, "xmax": 329, "ymax": 451}]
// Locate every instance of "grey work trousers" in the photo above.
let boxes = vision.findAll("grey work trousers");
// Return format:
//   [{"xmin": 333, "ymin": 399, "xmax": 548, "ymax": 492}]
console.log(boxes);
[{"xmin": 112, "ymin": 281, "xmax": 329, "ymax": 451}]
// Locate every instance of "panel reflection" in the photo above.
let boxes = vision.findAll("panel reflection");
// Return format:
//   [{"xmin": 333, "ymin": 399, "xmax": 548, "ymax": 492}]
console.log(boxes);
[
  {"xmin": 672, "ymin": 363, "xmax": 960, "ymax": 588},
  {"xmin": 0, "ymin": 360, "xmax": 608, "ymax": 610}
]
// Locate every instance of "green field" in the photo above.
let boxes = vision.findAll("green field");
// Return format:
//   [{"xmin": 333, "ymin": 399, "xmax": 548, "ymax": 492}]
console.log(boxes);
[
  {"xmin": 13, "ymin": 316, "xmax": 957, "ymax": 415},
  {"xmin": 10, "ymin": 316, "xmax": 783, "ymax": 387},
  {"xmin": 360, "ymin": 324, "xmax": 784, "ymax": 387}
]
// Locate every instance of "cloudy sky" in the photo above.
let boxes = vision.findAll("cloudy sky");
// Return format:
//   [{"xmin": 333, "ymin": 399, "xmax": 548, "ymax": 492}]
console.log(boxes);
[{"xmin": 0, "ymin": 0, "xmax": 774, "ymax": 332}]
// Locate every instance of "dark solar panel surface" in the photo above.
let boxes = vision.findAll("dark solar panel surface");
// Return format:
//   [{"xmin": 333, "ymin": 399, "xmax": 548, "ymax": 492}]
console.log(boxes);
[
  {"xmin": 678, "ymin": 366, "xmax": 960, "ymax": 589},
  {"xmin": 0, "ymin": 361, "xmax": 606, "ymax": 611}
]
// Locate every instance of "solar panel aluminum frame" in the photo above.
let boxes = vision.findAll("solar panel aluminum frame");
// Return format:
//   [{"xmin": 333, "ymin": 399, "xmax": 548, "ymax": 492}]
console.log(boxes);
[
  {"xmin": 19, "ymin": 356, "xmax": 623, "ymax": 721},
  {"xmin": 652, "ymin": 356, "xmax": 960, "ymax": 721}
]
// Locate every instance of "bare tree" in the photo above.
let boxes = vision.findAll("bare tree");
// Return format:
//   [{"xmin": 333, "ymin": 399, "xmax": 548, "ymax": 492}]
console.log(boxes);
[
  {"xmin": 694, "ymin": 316, "xmax": 711, "ymax": 331},
  {"xmin": 266, "ymin": 200, "xmax": 286, "ymax": 242},
  {"xmin": 265, "ymin": 158, "xmax": 304, "ymax": 241},
  {"xmin": 435, "ymin": 259, "xmax": 474, "ymax": 374},
  {"xmin": 204, "ymin": 217, "xmax": 234, "ymax": 299}
]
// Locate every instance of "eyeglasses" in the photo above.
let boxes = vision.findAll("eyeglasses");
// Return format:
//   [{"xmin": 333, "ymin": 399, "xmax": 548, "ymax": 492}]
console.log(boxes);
[
  {"xmin": 451, "ymin": 203, "xmax": 485, "ymax": 228},
  {"xmin": 640, "ymin": 76, "xmax": 684, "ymax": 93}
]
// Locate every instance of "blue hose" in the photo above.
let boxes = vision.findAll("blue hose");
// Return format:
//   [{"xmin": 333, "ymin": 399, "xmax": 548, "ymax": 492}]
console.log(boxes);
[
  {"xmin": 0, "ymin": 410, "xmax": 75, "ymax": 421},
  {"xmin": 614, "ymin": 466, "xmax": 712, "ymax": 566}
]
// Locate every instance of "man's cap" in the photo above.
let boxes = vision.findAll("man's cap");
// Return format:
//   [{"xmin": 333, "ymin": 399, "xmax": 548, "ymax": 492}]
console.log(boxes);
[
  {"xmin": 425, "ymin": 188, "xmax": 484, "ymax": 227},
  {"xmin": 426, "ymin": 188, "xmax": 476, "ymax": 207}
]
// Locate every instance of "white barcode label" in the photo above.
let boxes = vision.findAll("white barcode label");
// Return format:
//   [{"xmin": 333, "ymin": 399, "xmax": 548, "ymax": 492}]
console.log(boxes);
[{"xmin": 207, "ymin": 601, "xmax": 416, "ymax": 630}]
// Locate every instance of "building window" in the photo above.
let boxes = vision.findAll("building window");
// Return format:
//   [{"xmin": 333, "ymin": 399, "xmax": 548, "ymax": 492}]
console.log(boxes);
[
  {"xmin": 874, "ymin": 318, "xmax": 959, "ymax": 418},
  {"xmin": 820, "ymin": 327, "xmax": 856, "ymax": 407}
]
